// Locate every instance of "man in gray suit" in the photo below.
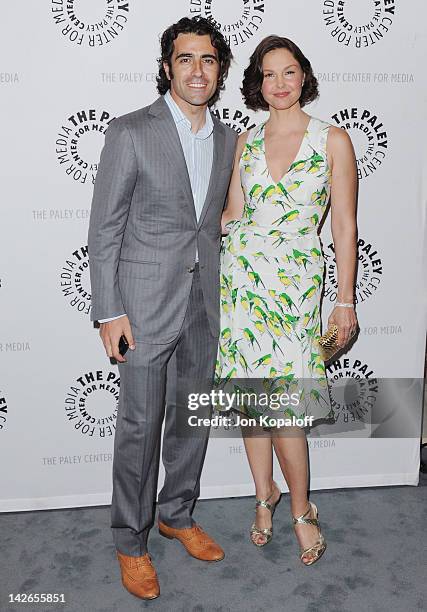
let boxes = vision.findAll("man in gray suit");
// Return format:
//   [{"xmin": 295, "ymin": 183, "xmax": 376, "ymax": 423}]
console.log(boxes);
[{"xmin": 88, "ymin": 16, "xmax": 237, "ymax": 600}]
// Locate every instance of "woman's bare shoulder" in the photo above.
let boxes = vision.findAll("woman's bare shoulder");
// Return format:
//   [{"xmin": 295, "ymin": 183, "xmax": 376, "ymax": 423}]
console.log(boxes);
[
  {"xmin": 327, "ymin": 125, "xmax": 353, "ymax": 149},
  {"xmin": 233, "ymin": 130, "xmax": 250, "ymax": 159},
  {"xmin": 238, "ymin": 130, "xmax": 250, "ymax": 146}
]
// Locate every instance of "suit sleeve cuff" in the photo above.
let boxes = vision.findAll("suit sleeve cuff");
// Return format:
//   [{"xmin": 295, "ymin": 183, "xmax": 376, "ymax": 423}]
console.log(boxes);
[{"xmin": 98, "ymin": 314, "xmax": 127, "ymax": 323}]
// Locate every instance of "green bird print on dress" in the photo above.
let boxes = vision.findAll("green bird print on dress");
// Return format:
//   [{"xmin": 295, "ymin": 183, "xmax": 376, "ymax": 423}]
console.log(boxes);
[{"xmin": 215, "ymin": 117, "xmax": 334, "ymax": 424}]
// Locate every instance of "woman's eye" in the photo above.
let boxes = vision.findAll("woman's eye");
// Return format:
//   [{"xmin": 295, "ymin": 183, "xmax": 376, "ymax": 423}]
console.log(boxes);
[{"xmin": 264, "ymin": 73, "xmax": 274, "ymax": 78}]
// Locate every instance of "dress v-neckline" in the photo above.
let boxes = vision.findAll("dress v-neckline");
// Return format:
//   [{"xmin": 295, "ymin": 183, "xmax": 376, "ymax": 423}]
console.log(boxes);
[{"xmin": 262, "ymin": 116, "xmax": 313, "ymax": 185}]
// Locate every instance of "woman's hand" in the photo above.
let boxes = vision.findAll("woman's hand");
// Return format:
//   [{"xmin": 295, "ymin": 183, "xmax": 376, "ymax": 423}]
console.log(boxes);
[
  {"xmin": 221, "ymin": 215, "xmax": 232, "ymax": 235},
  {"xmin": 327, "ymin": 306, "xmax": 358, "ymax": 348},
  {"xmin": 221, "ymin": 216, "xmax": 240, "ymax": 235}
]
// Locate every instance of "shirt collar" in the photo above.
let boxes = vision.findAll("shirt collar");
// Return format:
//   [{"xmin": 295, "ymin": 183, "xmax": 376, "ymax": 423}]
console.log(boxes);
[{"xmin": 164, "ymin": 89, "xmax": 214, "ymax": 140}]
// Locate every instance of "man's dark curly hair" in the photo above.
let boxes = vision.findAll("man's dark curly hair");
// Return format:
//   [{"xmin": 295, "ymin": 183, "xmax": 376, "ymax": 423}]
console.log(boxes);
[
  {"xmin": 156, "ymin": 16, "xmax": 233, "ymax": 107},
  {"xmin": 241, "ymin": 35, "xmax": 319, "ymax": 111}
]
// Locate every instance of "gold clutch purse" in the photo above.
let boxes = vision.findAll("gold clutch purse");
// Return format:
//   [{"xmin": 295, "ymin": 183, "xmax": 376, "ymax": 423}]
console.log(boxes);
[{"xmin": 317, "ymin": 324, "xmax": 355, "ymax": 362}]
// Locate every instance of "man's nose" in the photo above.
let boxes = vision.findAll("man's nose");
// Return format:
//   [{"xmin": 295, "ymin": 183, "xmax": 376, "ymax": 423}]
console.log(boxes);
[{"xmin": 192, "ymin": 58, "xmax": 203, "ymax": 77}]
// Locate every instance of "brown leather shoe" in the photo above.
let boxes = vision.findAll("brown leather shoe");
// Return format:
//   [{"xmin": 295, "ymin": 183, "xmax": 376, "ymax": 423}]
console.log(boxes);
[
  {"xmin": 158, "ymin": 521, "xmax": 224, "ymax": 562},
  {"xmin": 116, "ymin": 552, "xmax": 160, "ymax": 600}
]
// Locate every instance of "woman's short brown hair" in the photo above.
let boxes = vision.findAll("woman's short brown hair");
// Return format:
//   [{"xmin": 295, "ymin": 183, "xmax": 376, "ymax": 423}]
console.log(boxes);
[{"xmin": 241, "ymin": 35, "xmax": 319, "ymax": 111}]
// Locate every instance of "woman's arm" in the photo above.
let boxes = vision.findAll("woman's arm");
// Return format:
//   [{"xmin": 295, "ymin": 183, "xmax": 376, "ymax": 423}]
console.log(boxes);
[
  {"xmin": 221, "ymin": 131, "xmax": 248, "ymax": 233},
  {"xmin": 327, "ymin": 126, "xmax": 358, "ymax": 347}
]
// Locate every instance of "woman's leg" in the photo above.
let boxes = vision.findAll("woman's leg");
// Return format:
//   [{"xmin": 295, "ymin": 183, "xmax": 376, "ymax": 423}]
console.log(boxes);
[
  {"xmin": 242, "ymin": 424, "xmax": 281, "ymax": 545},
  {"xmin": 272, "ymin": 427, "xmax": 321, "ymax": 562}
]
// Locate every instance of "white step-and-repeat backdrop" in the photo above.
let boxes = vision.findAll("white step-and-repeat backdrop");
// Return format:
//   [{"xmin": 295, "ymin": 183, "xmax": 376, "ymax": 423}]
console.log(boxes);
[{"xmin": 1, "ymin": 1, "xmax": 426, "ymax": 511}]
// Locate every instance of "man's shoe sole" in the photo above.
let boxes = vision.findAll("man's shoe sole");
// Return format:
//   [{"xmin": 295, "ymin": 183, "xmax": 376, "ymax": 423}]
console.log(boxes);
[{"xmin": 126, "ymin": 590, "xmax": 159, "ymax": 601}]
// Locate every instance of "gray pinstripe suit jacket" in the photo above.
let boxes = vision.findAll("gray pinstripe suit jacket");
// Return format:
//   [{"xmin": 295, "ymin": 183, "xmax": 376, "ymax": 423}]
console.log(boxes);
[{"xmin": 88, "ymin": 96, "xmax": 237, "ymax": 344}]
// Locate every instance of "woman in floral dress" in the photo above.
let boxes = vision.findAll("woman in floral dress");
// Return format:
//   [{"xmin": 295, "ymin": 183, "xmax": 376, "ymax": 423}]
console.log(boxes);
[{"xmin": 216, "ymin": 36, "xmax": 358, "ymax": 564}]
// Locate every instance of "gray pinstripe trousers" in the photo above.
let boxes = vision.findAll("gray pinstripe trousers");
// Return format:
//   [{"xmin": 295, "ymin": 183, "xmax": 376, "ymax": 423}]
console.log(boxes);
[{"xmin": 111, "ymin": 266, "xmax": 217, "ymax": 556}]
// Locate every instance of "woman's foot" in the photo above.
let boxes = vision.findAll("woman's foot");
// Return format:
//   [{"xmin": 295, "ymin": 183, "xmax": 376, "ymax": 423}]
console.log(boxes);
[
  {"xmin": 292, "ymin": 501, "xmax": 326, "ymax": 565},
  {"xmin": 250, "ymin": 483, "xmax": 281, "ymax": 546}
]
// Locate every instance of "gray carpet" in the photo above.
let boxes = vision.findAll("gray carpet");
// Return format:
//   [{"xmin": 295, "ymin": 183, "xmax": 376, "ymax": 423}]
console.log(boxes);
[{"xmin": 1, "ymin": 477, "xmax": 426, "ymax": 612}]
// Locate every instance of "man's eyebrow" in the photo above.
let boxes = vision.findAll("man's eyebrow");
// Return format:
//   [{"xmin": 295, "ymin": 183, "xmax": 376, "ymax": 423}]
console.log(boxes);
[{"xmin": 175, "ymin": 52, "xmax": 218, "ymax": 60}]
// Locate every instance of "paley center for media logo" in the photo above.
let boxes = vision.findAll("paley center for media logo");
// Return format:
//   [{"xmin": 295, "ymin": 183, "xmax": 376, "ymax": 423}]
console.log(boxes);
[
  {"xmin": 331, "ymin": 107, "xmax": 388, "ymax": 180},
  {"xmin": 211, "ymin": 105, "xmax": 256, "ymax": 134},
  {"xmin": 189, "ymin": 0, "xmax": 265, "ymax": 47},
  {"xmin": 51, "ymin": 0, "xmax": 130, "ymax": 47},
  {"xmin": 0, "ymin": 389, "xmax": 8, "ymax": 431},
  {"xmin": 323, "ymin": 236, "xmax": 383, "ymax": 305},
  {"xmin": 60, "ymin": 246, "xmax": 91, "ymax": 316},
  {"xmin": 322, "ymin": 0, "xmax": 396, "ymax": 49},
  {"xmin": 64, "ymin": 370, "xmax": 120, "ymax": 438},
  {"xmin": 327, "ymin": 356, "xmax": 378, "ymax": 424},
  {"xmin": 56, "ymin": 108, "xmax": 115, "ymax": 185}
]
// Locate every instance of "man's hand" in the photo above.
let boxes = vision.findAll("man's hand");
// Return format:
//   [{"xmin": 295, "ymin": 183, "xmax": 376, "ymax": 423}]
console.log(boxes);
[{"xmin": 99, "ymin": 316, "xmax": 136, "ymax": 363}]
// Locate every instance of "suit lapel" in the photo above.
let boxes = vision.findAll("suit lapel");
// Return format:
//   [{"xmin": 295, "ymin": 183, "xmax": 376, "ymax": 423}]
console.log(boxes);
[
  {"xmin": 197, "ymin": 118, "xmax": 225, "ymax": 228},
  {"xmin": 148, "ymin": 97, "xmax": 196, "ymax": 223}
]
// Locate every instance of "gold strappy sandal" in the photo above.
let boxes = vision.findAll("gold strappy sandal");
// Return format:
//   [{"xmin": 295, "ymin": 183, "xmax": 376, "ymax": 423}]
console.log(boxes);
[
  {"xmin": 292, "ymin": 501, "xmax": 326, "ymax": 565},
  {"xmin": 250, "ymin": 483, "xmax": 281, "ymax": 547}
]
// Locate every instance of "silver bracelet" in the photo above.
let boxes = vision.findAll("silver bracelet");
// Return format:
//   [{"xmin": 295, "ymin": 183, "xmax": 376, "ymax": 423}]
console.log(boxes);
[{"xmin": 335, "ymin": 302, "xmax": 354, "ymax": 308}]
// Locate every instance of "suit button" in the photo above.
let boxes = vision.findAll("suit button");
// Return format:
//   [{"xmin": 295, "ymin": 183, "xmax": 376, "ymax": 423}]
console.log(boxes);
[{"xmin": 187, "ymin": 266, "xmax": 195, "ymax": 273}]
